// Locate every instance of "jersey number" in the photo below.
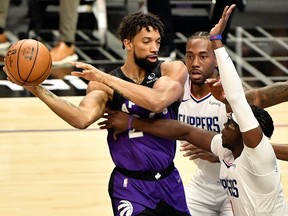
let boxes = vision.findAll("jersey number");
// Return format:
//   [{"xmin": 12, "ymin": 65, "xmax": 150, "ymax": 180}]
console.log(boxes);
[{"xmin": 221, "ymin": 179, "xmax": 239, "ymax": 198}]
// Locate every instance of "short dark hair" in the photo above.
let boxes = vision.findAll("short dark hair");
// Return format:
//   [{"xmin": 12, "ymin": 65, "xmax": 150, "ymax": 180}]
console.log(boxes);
[
  {"xmin": 251, "ymin": 105, "xmax": 274, "ymax": 138},
  {"xmin": 117, "ymin": 12, "xmax": 165, "ymax": 49},
  {"xmin": 186, "ymin": 31, "xmax": 210, "ymax": 49}
]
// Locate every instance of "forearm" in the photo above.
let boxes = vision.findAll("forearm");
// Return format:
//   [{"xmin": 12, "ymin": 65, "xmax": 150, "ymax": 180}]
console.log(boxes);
[
  {"xmin": 213, "ymin": 43, "xmax": 258, "ymax": 132},
  {"xmin": 132, "ymin": 118, "xmax": 188, "ymax": 141},
  {"xmin": 272, "ymin": 144, "xmax": 288, "ymax": 161},
  {"xmin": 245, "ymin": 81, "xmax": 288, "ymax": 108},
  {"xmin": 102, "ymin": 74, "xmax": 182, "ymax": 113},
  {"xmin": 132, "ymin": 117, "xmax": 214, "ymax": 152},
  {"xmin": 27, "ymin": 86, "xmax": 105, "ymax": 129}
]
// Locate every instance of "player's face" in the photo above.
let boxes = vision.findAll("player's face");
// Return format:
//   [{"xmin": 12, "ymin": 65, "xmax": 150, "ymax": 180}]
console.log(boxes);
[
  {"xmin": 221, "ymin": 113, "xmax": 242, "ymax": 150},
  {"xmin": 185, "ymin": 38, "xmax": 217, "ymax": 86},
  {"xmin": 131, "ymin": 27, "xmax": 160, "ymax": 70}
]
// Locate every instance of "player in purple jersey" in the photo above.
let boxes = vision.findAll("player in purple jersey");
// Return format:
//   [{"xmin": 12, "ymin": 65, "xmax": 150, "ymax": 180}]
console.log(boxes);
[{"xmin": 6, "ymin": 11, "xmax": 194, "ymax": 216}]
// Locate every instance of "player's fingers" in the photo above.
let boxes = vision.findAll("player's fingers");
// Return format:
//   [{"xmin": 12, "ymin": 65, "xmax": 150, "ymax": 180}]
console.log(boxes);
[
  {"xmin": 180, "ymin": 142, "xmax": 190, "ymax": 148},
  {"xmin": 71, "ymin": 71, "xmax": 83, "ymax": 77},
  {"xmin": 113, "ymin": 131, "xmax": 120, "ymax": 141},
  {"xmin": 3, "ymin": 68, "xmax": 8, "ymax": 76},
  {"xmin": 180, "ymin": 145, "xmax": 192, "ymax": 152},
  {"xmin": 189, "ymin": 154, "xmax": 202, "ymax": 160},
  {"xmin": 98, "ymin": 120, "xmax": 112, "ymax": 129},
  {"xmin": 102, "ymin": 114, "xmax": 109, "ymax": 119},
  {"xmin": 205, "ymin": 78, "xmax": 217, "ymax": 84},
  {"xmin": 212, "ymin": 80, "xmax": 222, "ymax": 86},
  {"xmin": 184, "ymin": 148, "xmax": 204, "ymax": 157},
  {"xmin": 105, "ymin": 108, "xmax": 115, "ymax": 115},
  {"xmin": 70, "ymin": 61, "xmax": 95, "ymax": 70}
]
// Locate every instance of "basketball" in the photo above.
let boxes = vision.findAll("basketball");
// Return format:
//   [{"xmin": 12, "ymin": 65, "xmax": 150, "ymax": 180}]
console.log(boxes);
[{"xmin": 4, "ymin": 39, "xmax": 52, "ymax": 86}]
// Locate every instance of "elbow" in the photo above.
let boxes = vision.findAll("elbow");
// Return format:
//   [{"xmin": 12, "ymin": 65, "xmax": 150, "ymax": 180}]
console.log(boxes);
[
  {"xmin": 70, "ymin": 116, "xmax": 94, "ymax": 130},
  {"xmin": 74, "ymin": 124, "xmax": 89, "ymax": 130},
  {"xmin": 71, "ymin": 122, "xmax": 89, "ymax": 130}
]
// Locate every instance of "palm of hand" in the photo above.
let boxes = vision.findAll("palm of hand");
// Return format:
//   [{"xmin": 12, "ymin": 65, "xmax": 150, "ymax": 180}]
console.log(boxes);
[{"xmin": 210, "ymin": 4, "xmax": 236, "ymax": 36}]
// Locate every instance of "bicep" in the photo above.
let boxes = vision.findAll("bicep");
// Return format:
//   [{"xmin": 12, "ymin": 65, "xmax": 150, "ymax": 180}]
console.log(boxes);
[
  {"xmin": 153, "ymin": 76, "xmax": 184, "ymax": 101},
  {"xmin": 156, "ymin": 61, "xmax": 188, "ymax": 101}
]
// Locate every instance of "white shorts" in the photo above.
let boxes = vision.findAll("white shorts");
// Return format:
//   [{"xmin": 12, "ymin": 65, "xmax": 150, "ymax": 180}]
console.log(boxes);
[{"xmin": 185, "ymin": 175, "xmax": 233, "ymax": 216}]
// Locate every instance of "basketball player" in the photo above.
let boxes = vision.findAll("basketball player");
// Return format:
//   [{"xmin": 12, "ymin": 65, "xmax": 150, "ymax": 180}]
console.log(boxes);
[
  {"xmin": 179, "ymin": 31, "xmax": 288, "ymax": 215},
  {"xmin": 179, "ymin": 31, "xmax": 232, "ymax": 215},
  {"xmin": 3, "ymin": 10, "xmax": 202, "ymax": 216},
  {"xmin": 100, "ymin": 7, "xmax": 288, "ymax": 215}
]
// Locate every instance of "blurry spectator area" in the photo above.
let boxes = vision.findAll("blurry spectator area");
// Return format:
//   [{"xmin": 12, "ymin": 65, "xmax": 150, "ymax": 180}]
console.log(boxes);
[
  {"xmin": 0, "ymin": 0, "xmax": 287, "ymax": 97},
  {"xmin": 27, "ymin": 0, "xmax": 130, "ymax": 46}
]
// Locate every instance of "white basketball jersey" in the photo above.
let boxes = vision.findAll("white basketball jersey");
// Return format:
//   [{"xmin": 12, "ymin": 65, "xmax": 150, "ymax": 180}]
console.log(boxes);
[
  {"xmin": 211, "ymin": 134, "xmax": 288, "ymax": 216},
  {"xmin": 178, "ymin": 77, "xmax": 227, "ymax": 182}
]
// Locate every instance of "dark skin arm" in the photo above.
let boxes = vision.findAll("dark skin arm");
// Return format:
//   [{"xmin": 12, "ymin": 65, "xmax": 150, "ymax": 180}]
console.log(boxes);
[
  {"xmin": 208, "ymin": 80, "xmax": 288, "ymax": 112},
  {"xmin": 99, "ymin": 110, "xmax": 217, "ymax": 153},
  {"xmin": 180, "ymin": 142, "xmax": 220, "ymax": 163},
  {"xmin": 100, "ymin": 110, "xmax": 288, "ymax": 162},
  {"xmin": 245, "ymin": 81, "xmax": 288, "ymax": 108},
  {"xmin": 272, "ymin": 144, "xmax": 288, "ymax": 161}
]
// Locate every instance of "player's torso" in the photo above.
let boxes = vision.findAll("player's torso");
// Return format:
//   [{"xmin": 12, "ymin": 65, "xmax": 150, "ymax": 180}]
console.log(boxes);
[
  {"xmin": 107, "ymin": 62, "xmax": 180, "ymax": 172},
  {"xmin": 178, "ymin": 78, "xmax": 227, "ymax": 182},
  {"xmin": 218, "ymin": 139, "xmax": 288, "ymax": 215}
]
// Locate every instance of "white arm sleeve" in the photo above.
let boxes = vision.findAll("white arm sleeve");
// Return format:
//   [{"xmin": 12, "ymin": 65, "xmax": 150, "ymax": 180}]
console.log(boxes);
[{"xmin": 214, "ymin": 47, "xmax": 259, "ymax": 132}]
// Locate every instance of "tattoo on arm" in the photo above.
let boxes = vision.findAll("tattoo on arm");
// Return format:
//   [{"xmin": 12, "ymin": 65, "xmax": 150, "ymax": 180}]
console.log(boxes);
[
  {"xmin": 246, "ymin": 82, "xmax": 288, "ymax": 108},
  {"xmin": 39, "ymin": 85, "xmax": 78, "ymax": 108},
  {"xmin": 259, "ymin": 82, "xmax": 288, "ymax": 108}
]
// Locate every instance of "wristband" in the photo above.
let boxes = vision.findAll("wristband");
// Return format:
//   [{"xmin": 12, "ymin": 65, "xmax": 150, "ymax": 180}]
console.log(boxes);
[
  {"xmin": 128, "ymin": 115, "xmax": 134, "ymax": 130},
  {"xmin": 210, "ymin": 35, "xmax": 222, "ymax": 41}
]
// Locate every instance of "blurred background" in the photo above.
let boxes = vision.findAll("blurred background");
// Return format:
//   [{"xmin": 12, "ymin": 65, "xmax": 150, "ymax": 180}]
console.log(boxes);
[
  {"xmin": 0, "ymin": 0, "xmax": 287, "ymax": 96},
  {"xmin": 0, "ymin": 2, "xmax": 287, "ymax": 216}
]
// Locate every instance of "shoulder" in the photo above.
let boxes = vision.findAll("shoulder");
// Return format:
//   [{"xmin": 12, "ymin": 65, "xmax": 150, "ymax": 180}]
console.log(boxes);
[
  {"xmin": 160, "ymin": 60, "xmax": 186, "ymax": 73},
  {"xmin": 160, "ymin": 60, "xmax": 188, "ymax": 84}
]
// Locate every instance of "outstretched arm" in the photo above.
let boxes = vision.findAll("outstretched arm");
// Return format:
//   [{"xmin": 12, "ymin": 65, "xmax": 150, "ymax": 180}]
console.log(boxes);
[
  {"xmin": 272, "ymin": 144, "xmax": 288, "ymax": 161},
  {"xmin": 180, "ymin": 142, "xmax": 220, "ymax": 163},
  {"xmin": 70, "ymin": 61, "xmax": 187, "ymax": 113},
  {"xmin": 99, "ymin": 110, "xmax": 216, "ymax": 153},
  {"xmin": 206, "ymin": 79, "xmax": 288, "ymax": 112},
  {"xmin": 24, "ymin": 84, "xmax": 109, "ymax": 129},
  {"xmin": 208, "ymin": 4, "xmax": 262, "ymax": 148},
  {"xmin": 245, "ymin": 81, "xmax": 288, "ymax": 108},
  {"xmin": 3, "ymin": 63, "xmax": 111, "ymax": 129}
]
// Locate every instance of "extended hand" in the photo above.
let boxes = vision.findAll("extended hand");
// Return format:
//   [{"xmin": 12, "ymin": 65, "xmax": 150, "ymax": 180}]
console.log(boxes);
[
  {"xmin": 180, "ymin": 142, "xmax": 219, "ymax": 163},
  {"xmin": 3, "ymin": 65, "xmax": 40, "ymax": 90},
  {"xmin": 70, "ymin": 61, "xmax": 106, "ymax": 82},
  {"xmin": 210, "ymin": 4, "xmax": 236, "ymax": 36},
  {"xmin": 98, "ymin": 108, "xmax": 130, "ymax": 140},
  {"xmin": 205, "ymin": 78, "xmax": 226, "ymax": 103}
]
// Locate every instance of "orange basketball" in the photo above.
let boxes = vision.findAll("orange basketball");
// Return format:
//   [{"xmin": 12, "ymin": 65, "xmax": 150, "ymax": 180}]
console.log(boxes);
[{"xmin": 5, "ymin": 39, "xmax": 52, "ymax": 86}]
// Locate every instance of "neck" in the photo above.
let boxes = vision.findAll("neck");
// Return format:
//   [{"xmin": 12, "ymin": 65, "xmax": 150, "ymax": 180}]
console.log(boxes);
[
  {"xmin": 190, "ymin": 83, "xmax": 211, "ymax": 99},
  {"xmin": 121, "ymin": 64, "xmax": 145, "ymax": 84}
]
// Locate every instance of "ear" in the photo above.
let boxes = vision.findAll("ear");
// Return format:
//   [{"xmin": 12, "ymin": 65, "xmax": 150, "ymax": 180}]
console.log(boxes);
[{"xmin": 123, "ymin": 39, "xmax": 132, "ymax": 51}]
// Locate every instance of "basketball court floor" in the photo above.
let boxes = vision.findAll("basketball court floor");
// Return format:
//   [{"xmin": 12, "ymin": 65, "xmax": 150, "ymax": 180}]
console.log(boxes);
[{"xmin": 0, "ymin": 1, "xmax": 288, "ymax": 215}]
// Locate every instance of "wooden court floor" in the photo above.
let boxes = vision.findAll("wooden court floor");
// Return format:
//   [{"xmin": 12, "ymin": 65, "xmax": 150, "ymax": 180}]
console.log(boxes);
[{"xmin": 0, "ymin": 96, "xmax": 288, "ymax": 216}]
